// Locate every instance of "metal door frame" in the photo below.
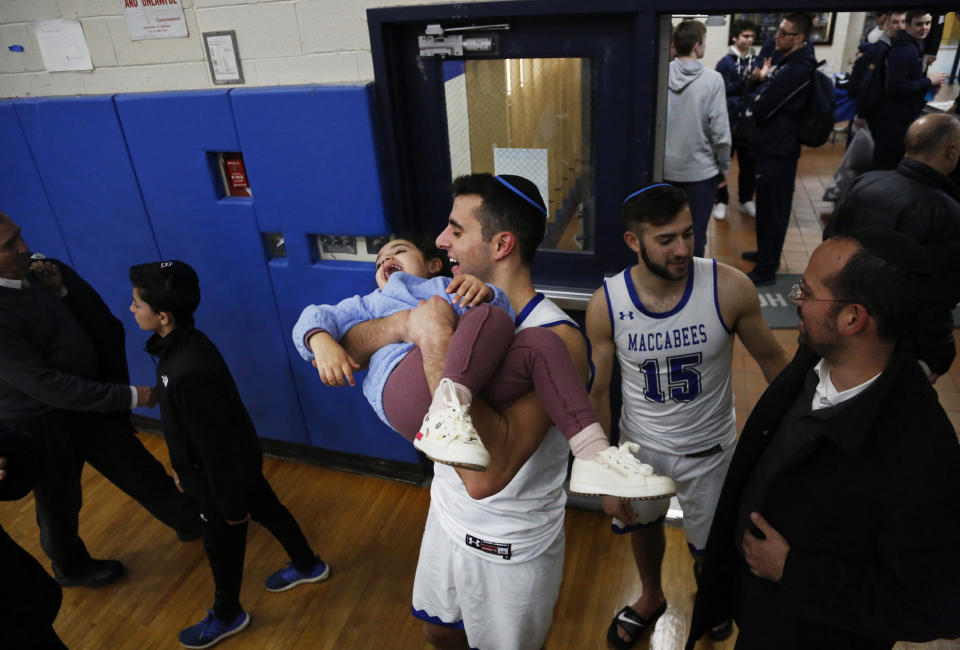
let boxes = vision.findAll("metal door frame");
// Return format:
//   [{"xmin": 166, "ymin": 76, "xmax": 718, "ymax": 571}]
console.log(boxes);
[{"xmin": 367, "ymin": 0, "xmax": 929, "ymax": 289}]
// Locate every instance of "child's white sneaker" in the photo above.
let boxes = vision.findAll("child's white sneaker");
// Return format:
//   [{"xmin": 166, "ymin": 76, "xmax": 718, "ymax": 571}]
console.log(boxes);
[
  {"xmin": 569, "ymin": 442, "xmax": 676, "ymax": 499},
  {"xmin": 414, "ymin": 379, "xmax": 489, "ymax": 471},
  {"xmin": 740, "ymin": 200, "xmax": 757, "ymax": 218},
  {"xmin": 712, "ymin": 203, "xmax": 727, "ymax": 220}
]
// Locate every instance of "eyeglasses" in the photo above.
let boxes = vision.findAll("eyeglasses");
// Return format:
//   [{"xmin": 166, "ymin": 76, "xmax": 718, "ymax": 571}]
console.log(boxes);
[
  {"xmin": 776, "ymin": 28, "xmax": 800, "ymax": 37},
  {"xmin": 788, "ymin": 283, "xmax": 852, "ymax": 303}
]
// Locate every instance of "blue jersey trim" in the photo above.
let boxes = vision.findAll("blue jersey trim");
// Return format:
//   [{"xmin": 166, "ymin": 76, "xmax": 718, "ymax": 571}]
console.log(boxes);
[
  {"xmin": 535, "ymin": 319, "xmax": 595, "ymax": 390},
  {"xmin": 585, "ymin": 336, "xmax": 596, "ymax": 393},
  {"xmin": 626, "ymin": 262, "xmax": 695, "ymax": 319},
  {"xmin": 603, "ymin": 279, "xmax": 614, "ymax": 331},
  {"xmin": 712, "ymin": 259, "xmax": 733, "ymax": 334},
  {"xmin": 514, "ymin": 292, "xmax": 546, "ymax": 328},
  {"xmin": 411, "ymin": 606, "xmax": 465, "ymax": 629}
]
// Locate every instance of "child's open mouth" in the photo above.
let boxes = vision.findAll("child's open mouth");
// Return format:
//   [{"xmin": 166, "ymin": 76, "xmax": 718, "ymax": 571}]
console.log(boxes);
[{"xmin": 383, "ymin": 263, "xmax": 403, "ymax": 281}]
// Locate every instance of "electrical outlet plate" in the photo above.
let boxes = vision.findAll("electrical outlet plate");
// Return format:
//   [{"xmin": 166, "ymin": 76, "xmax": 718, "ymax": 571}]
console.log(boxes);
[{"xmin": 262, "ymin": 232, "xmax": 286, "ymax": 258}]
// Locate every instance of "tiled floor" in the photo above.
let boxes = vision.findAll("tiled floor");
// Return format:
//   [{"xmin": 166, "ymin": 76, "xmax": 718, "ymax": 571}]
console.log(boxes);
[
  {"xmin": 707, "ymin": 138, "xmax": 960, "ymax": 443},
  {"xmin": 705, "ymin": 137, "xmax": 845, "ymax": 275}
]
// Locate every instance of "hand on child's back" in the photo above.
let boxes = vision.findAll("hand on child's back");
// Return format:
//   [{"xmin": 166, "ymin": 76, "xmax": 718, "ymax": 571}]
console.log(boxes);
[{"xmin": 446, "ymin": 274, "xmax": 494, "ymax": 308}]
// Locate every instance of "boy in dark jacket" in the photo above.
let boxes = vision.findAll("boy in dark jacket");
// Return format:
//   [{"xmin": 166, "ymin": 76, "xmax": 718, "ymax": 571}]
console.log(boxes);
[
  {"xmin": 129, "ymin": 260, "xmax": 328, "ymax": 649},
  {"xmin": 714, "ymin": 18, "xmax": 760, "ymax": 220},
  {"xmin": 872, "ymin": 11, "xmax": 947, "ymax": 170}
]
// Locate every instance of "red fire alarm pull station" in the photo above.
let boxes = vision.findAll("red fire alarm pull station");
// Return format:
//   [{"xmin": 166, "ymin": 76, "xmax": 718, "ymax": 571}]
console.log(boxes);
[{"xmin": 221, "ymin": 152, "xmax": 251, "ymax": 197}]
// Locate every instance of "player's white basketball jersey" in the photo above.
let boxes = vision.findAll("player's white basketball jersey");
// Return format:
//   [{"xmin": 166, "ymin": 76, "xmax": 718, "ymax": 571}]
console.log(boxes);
[
  {"xmin": 430, "ymin": 294, "xmax": 573, "ymax": 563},
  {"xmin": 605, "ymin": 258, "xmax": 735, "ymax": 455}
]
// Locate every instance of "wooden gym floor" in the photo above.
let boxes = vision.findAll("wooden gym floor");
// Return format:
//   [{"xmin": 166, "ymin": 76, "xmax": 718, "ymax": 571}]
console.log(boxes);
[{"xmin": 3, "ymin": 139, "xmax": 959, "ymax": 649}]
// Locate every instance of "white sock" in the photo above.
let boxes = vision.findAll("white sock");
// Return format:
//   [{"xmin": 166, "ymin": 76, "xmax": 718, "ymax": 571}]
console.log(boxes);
[
  {"xmin": 428, "ymin": 379, "xmax": 472, "ymax": 415},
  {"xmin": 568, "ymin": 423, "xmax": 611, "ymax": 460}
]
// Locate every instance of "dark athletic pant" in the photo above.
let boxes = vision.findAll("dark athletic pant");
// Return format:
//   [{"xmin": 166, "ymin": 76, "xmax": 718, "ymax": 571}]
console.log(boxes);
[
  {"xmin": 382, "ymin": 304, "xmax": 598, "ymax": 443},
  {"xmin": 868, "ymin": 117, "xmax": 910, "ymax": 171},
  {"xmin": 3, "ymin": 411, "xmax": 198, "ymax": 577},
  {"xmin": 666, "ymin": 177, "xmax": 719, "ymax": 258},
  {"xmin": 201, "ymin": 475, "xmax": 315, "ymax": 621},
  {"xmin": 754, "ymin": 156, "xmax": 800, "ymax": 278},
  {"xmin": 716, "ymin": 142, "xmax": 756, "ymax": 205}
]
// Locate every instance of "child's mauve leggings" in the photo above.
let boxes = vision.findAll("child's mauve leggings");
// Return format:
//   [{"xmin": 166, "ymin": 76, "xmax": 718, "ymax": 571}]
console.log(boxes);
[{"xmin": 381, "ymin": 304, "xmax": 599, "ymax": 442}]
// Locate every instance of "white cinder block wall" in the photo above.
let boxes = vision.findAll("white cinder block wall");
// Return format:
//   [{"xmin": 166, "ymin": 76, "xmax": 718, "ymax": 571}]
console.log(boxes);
[
  {"xmin": 0, "ymin": 4, "xmax": 868, "ymax": 99},
  {"xmin": 0, "ymin": 0, "xmax": 483, "ymax": 98}
]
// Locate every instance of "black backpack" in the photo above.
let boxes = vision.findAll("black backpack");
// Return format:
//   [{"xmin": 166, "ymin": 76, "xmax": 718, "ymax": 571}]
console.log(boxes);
[
  {"xmin": 848, "ymin": 42, "xmax": 872, "ymax": 100},
  {"xmin": 849, "ymin": 41, "xmax": 890, "ymax": 114},
  {"xmin": 797, "ymin": 60, "xmax": 836, "ymax": 147}
]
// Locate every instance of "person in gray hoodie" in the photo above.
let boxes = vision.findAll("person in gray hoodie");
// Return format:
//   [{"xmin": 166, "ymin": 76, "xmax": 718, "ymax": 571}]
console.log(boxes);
[{"xmin": 664, "ymin": 19, "xmax": 732, "ymax": 258}]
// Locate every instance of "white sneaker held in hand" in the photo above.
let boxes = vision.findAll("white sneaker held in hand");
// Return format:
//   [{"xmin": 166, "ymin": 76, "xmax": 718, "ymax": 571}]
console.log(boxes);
[{"xmin": 569, "ymin": 442, "xmax": 676, "ymax": 499}]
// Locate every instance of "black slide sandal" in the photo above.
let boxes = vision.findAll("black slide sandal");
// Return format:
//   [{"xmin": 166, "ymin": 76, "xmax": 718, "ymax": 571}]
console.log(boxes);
[{"xmin": 606, "ymin": 602, "xmax": 666, "ymax": 649}]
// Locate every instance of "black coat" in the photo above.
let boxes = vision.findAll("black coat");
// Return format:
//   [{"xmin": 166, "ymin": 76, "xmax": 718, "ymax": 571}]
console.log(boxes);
[
  {"xmin": 830, "ymin": 159, "xmax": 960, "ymax": 242},
  {"xmin": 57, "ymin": 260, "xmax": 138, "ymax": 435},
  {"xmin": 828, "ymin": 159, "xmax": 960, "ymax": 374},
  {"xmin": 717, "ymin": 49, "xmax": 759, "ymax": 120},
  {"xmin": 748, "ymin": 43, "xmax": 816, "ymax": 160},
  {"xmin": 876, "ymin": 31, "xmax": 932, "ymax": 124},
  {"xmin": 146, "ymin": 326, "xmax": 263, "ymax": 521},
  {"xmin": 687, "ymin": 343, "xmax": 960, "ymax": 649},
  {"xmin": 0, "ymin": 427, "xmax": 63, "ymax": 646},
  {"xmin": 0, "ymin": 261, "xmax": 131, "ymax": 420}
]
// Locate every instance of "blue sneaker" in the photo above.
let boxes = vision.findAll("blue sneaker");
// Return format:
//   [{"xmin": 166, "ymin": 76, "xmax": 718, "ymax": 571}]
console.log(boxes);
[
  {"xmin": 178, "ymin": 610, "xmax": 250, "ymax": 649},
  {"xmin": 265, "ymin": 557, "xmax": 331, "ymax": 592}
]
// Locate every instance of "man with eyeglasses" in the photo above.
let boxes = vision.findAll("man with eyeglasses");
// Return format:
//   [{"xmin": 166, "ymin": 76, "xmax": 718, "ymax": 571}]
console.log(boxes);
[
  {"xmin": 687, "ymin": 228, "xmax": 960, "ymax": 648},
  {"xmin": 0, "ymin": 212, "xmax": 200, "ymax": 589},
  {"xmin": 739, "ymin": 13, "xmax": 817, "ymax": 286}
]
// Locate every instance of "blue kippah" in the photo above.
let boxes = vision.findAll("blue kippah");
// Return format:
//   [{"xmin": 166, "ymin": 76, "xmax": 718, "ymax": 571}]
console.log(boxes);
[
  {"xmin": 623, "ymin": 183, "xmax": 672, "ymax": 205},
  {"xmin": 494, "ymin": 175, "xmax": 548, "ymax": 217}
]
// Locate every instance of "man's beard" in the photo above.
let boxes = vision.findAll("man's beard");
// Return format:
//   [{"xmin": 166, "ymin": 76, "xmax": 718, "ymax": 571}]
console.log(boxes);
[
  {"xmin": 640, "ymin": 241, "xmax": 689, "ymax": 281},
  {"xmin": 797, "ymin": 307, "xmax": 843, "ymax": 359}
]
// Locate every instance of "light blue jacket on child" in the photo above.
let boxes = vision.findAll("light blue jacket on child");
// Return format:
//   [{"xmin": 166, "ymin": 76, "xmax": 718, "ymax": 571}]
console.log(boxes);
[{"xmin": 292, "ymin": 272, "xmax": 513, "ymax": 428}]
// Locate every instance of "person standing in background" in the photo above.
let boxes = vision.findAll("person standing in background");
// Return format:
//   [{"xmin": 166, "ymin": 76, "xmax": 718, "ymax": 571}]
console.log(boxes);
[
  {"xmin": 663, "ymin": 19, "xmax": 731, "ymax": 258},
  {"xmin": 715, "ymin": 18, "xmax": 760, "ymax": 221}
]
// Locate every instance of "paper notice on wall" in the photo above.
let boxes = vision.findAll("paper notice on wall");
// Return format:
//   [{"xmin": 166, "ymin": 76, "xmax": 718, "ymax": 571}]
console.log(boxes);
[
  {"xmin": 33, "ymin": 19, "xmax": 93, "ymax": 72},
  {"xmin": 124, "ymin": 0, "xmax": 188, "ymax": 41}
]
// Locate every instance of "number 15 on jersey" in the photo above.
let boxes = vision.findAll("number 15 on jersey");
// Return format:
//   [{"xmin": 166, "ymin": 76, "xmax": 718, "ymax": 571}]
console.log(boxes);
[{"xmin": 638, "ymin": 352, "xmax": 703, "ymax": 403}]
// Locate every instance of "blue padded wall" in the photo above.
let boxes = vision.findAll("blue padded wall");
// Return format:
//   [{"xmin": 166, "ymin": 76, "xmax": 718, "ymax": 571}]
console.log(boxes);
[
  {"xmin": 2, "ymin": 85, "xmax": 419, "ymax": 465},
  {"xmin": 14, "ymin": 96, "xmax": 162, "ymax": 398},
  {"xmin": 114, "ymin": 90, "xmax": 308, "ymax": 445},
  {"xmin": 231, "ymin": 85, "xmax": 415, "ymax": 461},
  {"xmin": 0, "ymin": 102, "xmax": 71, "ymax": 264},
  {"xmin": 230, "ymin": 84, "xmax": 386, "ymax": 237}
]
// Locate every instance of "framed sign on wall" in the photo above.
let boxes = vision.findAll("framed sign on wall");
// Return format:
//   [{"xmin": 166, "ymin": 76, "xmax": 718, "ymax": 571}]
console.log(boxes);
[{"xmin": 202, "ymin": 30, "xmax": 244, "ymax": 85}]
